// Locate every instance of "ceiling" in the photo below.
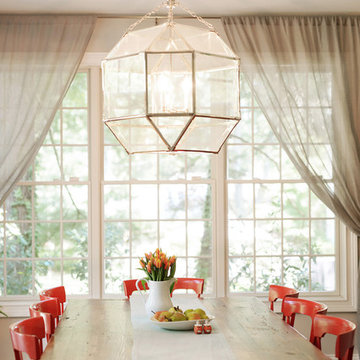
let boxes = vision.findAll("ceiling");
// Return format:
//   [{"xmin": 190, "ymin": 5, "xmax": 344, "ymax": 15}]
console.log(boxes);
[{"xmin": 0, "ymin": 0, "xmax": 359, "ymax": 16}]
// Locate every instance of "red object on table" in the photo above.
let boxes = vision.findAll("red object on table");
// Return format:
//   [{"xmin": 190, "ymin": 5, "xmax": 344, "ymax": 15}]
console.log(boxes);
[
  {"xmin": 312, "ymin": 314, "xmax": 356, "ymax": 360},
  {"xmin": 29, "ymin": 298, "xmax": 60, "ymax": 341},
  {"xmin": 171, "ymin": 278, "xmax": 204, "ymax": 298},
  {"xmin": 9, "ymin": 317, "xmax": 46, "ymax": 360},
  {"xmin": 203, "ymin": 321, "xmax": 212, "ymax": 334},
  {"xmin": 194, "ymin": 321, "xmax": 203, "ymax": 334},
  {"xmin": 39, "ymin": 286, "xmax": 66, "ymax": 315},
  {"xmin": 123, "ymin": 279, "xmax": 149, "ymax": 299},
  {"xmin": 268, "ymin": 285, "xmax": 299, "ymax": 311},
  {"xmin": 282, "ymin": 297, "xmax": 328, "ymax": 342}
]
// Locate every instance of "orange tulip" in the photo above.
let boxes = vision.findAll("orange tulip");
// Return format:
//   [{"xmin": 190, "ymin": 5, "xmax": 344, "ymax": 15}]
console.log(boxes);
[
  {"xmin": 146, "ymin": 262, "xmax": 152, "ymax": 273},
  {"xmin": 154, "ymin": 258, "xmax": 162, "ymax": 269},
  {"xmin": 140, "ymin": 258, "xmax": 146, "ymax": 268},
  {"xmin": 169, "ymin": 256, "xmax": 176, "ymax": 265}
]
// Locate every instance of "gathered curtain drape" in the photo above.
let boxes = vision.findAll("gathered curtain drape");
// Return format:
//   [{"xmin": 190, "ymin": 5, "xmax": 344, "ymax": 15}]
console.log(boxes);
[
  {"xmin": 0, "ymin": 15, "xmax": 96, "ymax": 205},
  {"xmin": 222, "ymin": 16, "xmax": 360, "ymax": 236},
  {"xmin": 222, "ymin": 15, "xmax": 360, "ymax": 350}
]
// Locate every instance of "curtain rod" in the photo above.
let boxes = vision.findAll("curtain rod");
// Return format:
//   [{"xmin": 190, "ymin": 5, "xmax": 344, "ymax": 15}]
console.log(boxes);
[{"xmin": 97, "ymin": 15, "xmax": 221, "ymax": 19}]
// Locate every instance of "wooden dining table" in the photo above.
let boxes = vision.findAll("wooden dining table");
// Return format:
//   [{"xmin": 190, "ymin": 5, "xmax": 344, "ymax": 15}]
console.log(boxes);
[{"xmin": 41, "ymin": 296, "xmax": 330, "ymax": 360}]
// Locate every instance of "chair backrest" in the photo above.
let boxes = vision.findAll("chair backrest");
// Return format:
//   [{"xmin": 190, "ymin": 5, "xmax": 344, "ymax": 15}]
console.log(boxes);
[
  {"xmin": 312, "ymin": 314, "xmax": 356, "ymax": 360},
  {"xmin": 282, "ymin": 297, "xmax": 328, "ymax": 342},
  {"xmin": 171, "ymin": 278, "xmax": 204, "ymax": 298},
  {"xmin": 268, "ymin": 285, "xmax": 299, "ymax": 311},
  {"xmin": 9, "ymin": 317, "xmax": 45, "ymax": 360},
  {"xmin": 123, "ymin": 279, "xmax": 149, "ymax": 299},
  {"xmin": 29, "ymin": 299, "xmax": 60, "ymax": 341},
  {"xmin": 39, "ymin": 286, "xmax": 66, "ymax": 314}
]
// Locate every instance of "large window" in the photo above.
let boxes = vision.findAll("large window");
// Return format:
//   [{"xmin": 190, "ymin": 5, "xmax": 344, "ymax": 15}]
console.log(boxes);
[
  {"xmin": 0, "ymin": 72, "xmax": 89, "ymax": 297},
  {"xmin": 102, "ymin": 137, "xmax": 214, "ymax": 294},
  {"xmin": 1, "ymin": 68, "xmax": 351, "ymax": 310},
  {"xmin": 227, "ymin": 74, "xmax": 336, "ymax": 294}
]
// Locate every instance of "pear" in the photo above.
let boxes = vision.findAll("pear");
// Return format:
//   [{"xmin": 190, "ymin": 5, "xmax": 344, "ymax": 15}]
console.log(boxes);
[
  {"xmin": 152, "ymin": 311, "xmax": 163, "ymax": 321},
  {"xmin": 169, "ymin": 312, "xmax": 187, "ymax": 322},
  {"xmin": 158, "ymin": 311, "xmax": 171, "ymax": 322},
  {"xmin": 186, "ymin": 311, "xmax": 201, "ymax": 320},
  {"xmin": 194, "ymin": 308, "xmax": 208, "ymax": 319},
  {"xmin": 168, "ymin": 306, "xmax": 183, "ymax": 314},
  {"xmin": 184, "ymin": 309, "xmax": 194, "ymax": 317}
]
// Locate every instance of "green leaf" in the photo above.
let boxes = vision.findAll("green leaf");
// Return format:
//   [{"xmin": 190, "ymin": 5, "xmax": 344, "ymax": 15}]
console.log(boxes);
[
  {"xmin": 169, "ymin": 279, "xmax": 176, "ymax": 294},
  {"xmin": 140, "ymin": 279, "xmax": 147, "ymax": 291}
]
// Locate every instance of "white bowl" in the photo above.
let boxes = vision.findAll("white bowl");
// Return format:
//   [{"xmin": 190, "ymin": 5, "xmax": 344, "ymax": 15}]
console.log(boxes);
[{"xmin": 150, "ymin": 315, "xmax": 215, "ymax": 331}]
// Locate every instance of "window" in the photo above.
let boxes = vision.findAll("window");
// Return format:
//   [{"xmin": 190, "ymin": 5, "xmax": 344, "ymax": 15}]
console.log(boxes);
[
  {"xmin": 1, "ymin": 67, "xmax": 355, "ymax": 313},
  {"xmin": 0, "ymin": 72, "xmax": 89, "ymax": 297},
  {"xmin": 102, "ymin": 139, "xmax": 214, "ymax": 295},
  {"xmin": 226, "ymin": 73, "xmax": 337, "ymax": 294}
]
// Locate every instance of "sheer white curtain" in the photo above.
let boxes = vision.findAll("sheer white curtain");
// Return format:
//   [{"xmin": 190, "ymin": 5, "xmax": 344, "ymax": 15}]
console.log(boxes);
[
  {"xmin": 222, "ymin": 15, "xmax": 360, "ymax": 350},
  {"xmin": 0, "ymin": 15, "xmax": 96, "ymax": 205},
  {"xmin": 222, "ymin": 16, "xmax": 360, "ymax": 235}
]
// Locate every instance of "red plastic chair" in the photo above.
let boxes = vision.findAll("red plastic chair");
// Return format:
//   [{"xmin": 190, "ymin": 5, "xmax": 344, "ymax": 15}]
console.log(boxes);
[
  {"xmin": 282, "ymin": 297, "xmax": 328, "ymax": 342},
  {"xmin": 9, "ymin": 317, "xmax": 46, "ymax": 360},
  {"xmin": 171, "ymin": 278, "xmax": 204, "ymax": 298},
  {"xmin": 268, "ymin": 284, "xmax": 299, "ymax": 311},
  {"xmin": 29, "ymin": 299, "xmax": 60, "ymax": 341},
  {"xmin": 312, "ymin": 314, "xmax": 356, "ymax": 360},
  {"xmin": 39, "ymin": 286, "xmax": 66, "ymax": 315},
  {"xmin": 123, "ymin": 279, "xmax": 149, "ymax": 299}
]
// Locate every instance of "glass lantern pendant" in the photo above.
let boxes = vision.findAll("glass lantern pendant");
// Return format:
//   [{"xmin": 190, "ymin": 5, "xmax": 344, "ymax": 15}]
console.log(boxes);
[{"xmin": 102, "ymin": 0, "xmax": 241, "ymax": 154}]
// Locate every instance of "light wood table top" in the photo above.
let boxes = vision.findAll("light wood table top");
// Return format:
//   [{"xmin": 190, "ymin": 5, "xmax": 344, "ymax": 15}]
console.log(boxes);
[{"xmin": 41, "ymin": 297, "xmax": 330, "ymax": 360}]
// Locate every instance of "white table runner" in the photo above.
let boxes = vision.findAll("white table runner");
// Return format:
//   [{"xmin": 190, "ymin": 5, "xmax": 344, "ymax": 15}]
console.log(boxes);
[{"xmin": 130, "ymin": 294, "xmax": 236, "ymax": 360}]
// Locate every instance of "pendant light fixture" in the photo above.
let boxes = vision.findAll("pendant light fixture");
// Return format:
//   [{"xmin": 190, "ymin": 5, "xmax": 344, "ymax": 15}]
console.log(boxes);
[{"xmin": 102, "ymin": 0, "xmax": 240, "ymax": 154}]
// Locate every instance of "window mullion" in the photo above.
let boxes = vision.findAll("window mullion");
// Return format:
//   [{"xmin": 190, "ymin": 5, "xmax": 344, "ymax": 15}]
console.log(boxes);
[{"xmin": 89, "ymin": 67, "xmax": 102, "ymax": 299}]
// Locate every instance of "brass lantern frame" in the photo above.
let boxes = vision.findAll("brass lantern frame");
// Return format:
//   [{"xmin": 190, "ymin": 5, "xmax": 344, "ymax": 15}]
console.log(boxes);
[{"xmin": 102, "ymin": 0, "xmax": 241, "ymax": 155}]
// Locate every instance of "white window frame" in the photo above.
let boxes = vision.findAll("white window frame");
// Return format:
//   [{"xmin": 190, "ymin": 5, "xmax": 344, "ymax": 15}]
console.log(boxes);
[{"xmin": 1, "ymin": 62, "xmax": 356, "ymax": 316}]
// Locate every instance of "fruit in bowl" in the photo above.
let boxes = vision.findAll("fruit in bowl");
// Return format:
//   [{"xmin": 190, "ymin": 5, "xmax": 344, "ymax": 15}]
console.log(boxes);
[{"xmin": 151, "ymin": 306, "xmax": 209, "ymax": 322}]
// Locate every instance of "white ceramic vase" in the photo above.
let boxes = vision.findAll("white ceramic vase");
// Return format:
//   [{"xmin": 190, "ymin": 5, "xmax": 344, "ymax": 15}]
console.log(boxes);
[{"xmin": 136, "ymin": 278, "xmax": 175, "ymax": 318}]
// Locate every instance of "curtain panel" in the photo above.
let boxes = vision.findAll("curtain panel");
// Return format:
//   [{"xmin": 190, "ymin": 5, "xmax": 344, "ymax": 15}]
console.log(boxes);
[
  {"xmin": 0, "ymin": 15, "xmax": 96, "ymax": 205},
  {"xmin": 222, "ymin": 15, "xmax": 360, "ymax": 351},
  {"xmin": 222, "ymin": 16, "xmax": 360, "ymax": 235}
]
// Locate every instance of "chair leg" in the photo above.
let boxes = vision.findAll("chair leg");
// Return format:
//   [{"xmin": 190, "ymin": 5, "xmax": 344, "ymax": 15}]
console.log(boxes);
[{"xmin": 13, "ymin": 349, "xmax": 23, "ymax": 360}]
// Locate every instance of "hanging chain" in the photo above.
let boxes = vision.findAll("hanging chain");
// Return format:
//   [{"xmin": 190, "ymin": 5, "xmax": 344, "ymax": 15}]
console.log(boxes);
[
  {"xmin": 120, "ymin": 0, "xmax": 219, "ymax": 39},
  {"xmin": 177, "ymin": 2, "xmax": 220, "ymax": 36},
  {"xmin": 167, "ymin": 0, "xmax": 175, "ymax": 26},
  {"xmin": 120, "ymin": 1, "xmax": 167, "ymax": 40}
]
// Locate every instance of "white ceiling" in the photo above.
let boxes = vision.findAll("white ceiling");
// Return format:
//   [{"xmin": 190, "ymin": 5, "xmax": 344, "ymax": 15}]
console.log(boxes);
[{"xmin": 0, "ymin": 0, "xmax": 359, "ymax": 16}]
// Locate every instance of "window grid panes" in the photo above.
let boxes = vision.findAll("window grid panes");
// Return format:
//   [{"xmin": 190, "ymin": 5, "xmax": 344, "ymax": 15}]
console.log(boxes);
[
  {"xmin": 227, "ymin": 73, "xmax": 336, "ymax": 294},
  {"xmin": 103, "ymin": 138, "xmax": 214, "ymax": 295},
  {"xmin": 0, "ymin": 72, "xmax": 90, "ymax": 297},
  {"xmin": 0, "ymin": 68, "xmax": 341, "ymax": 302}
]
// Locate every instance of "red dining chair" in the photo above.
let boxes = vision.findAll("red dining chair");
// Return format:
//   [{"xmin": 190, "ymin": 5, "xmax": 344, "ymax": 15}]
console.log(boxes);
[
  {"xmin": 29, "ymin": 299, "xmax": 60, "ymax": 341},
  {"xmin": 312, "ymin": 314, "xmax": 356, "ymax": 360},
  {"xmin": 123, "ymin": 279, "xmax": 149, "ymax": 299},
  {"xmin": 9, "ymin": 317, "xmax": 46, "ymax": 360},
  {"xmin": 268, "ymin": 284, "xmax": 299, "ymax": 311},
  {"xmin": 282, "ymin": 297, "xmax": 328, "ymax": 342},
  {"xmin": 39, "ymin": 286, "xmax": 66, "ymax": 315},
  {"xmin": 171, "ymin": 278, "xmax": 204, "ymax": 298}
]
